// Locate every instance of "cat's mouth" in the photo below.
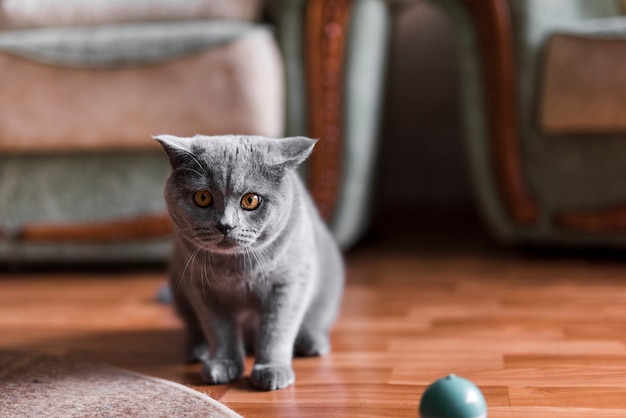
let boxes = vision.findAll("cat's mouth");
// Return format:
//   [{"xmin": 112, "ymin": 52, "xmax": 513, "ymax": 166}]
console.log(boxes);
[
  {"xmin": 197, "ymin": 235, "xmax": 241, "ymax": 254},
  {"xmin": 192, "ymin": 231, "xmax": 254, "ymax": 254},
  {"xmin": 216, "ymin": 236, "xmax": 237, "ymax": 249}
]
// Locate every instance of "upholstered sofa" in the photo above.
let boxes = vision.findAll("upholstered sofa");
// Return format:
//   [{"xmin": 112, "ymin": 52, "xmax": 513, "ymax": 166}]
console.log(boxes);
[
  {"xmin": 0, "ymin": 0, "xmax": 394, "ymax": 262},
  {"xmin": 432, "ymin": 0, "xmax": 626, "ymax": 246}
]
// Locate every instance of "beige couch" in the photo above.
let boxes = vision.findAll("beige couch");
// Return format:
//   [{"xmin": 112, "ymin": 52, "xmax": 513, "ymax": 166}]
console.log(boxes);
[{"xmin": 0, "ymin": 0, "xmax": 394, "ymax": 262}]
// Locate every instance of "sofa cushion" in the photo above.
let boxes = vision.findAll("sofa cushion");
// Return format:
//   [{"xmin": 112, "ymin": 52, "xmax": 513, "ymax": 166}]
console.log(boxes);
[
  {"xmin": 0, "ymin": 24, "xmax": 284, "ymax": 152},
  {"xmin": 540, "ymin": 18, "xmax": 626, "ymax": 134},
  {"xmin": 0, "ymin": 0, "xmax": 264, "ymax": 30}
]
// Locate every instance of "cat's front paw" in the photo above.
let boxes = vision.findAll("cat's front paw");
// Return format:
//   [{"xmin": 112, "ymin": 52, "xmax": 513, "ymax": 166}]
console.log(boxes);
[
  {"xmin": 201, "ymin": 359, "xmax": 243, "ymax": 385},
  {"xmin": 250, "ymin": 363, "xmax": 295, "ymax": 391}
]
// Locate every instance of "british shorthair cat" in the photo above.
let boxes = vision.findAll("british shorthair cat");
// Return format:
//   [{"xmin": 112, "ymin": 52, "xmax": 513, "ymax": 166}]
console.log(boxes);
[{"xmin": 155, "ymin": 134, "xmax": 344, "ymax": 390}]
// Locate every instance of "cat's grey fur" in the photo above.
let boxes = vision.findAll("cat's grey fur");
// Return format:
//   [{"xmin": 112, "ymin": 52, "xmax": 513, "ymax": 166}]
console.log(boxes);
[{"xmin": 154, "ymin": 134, "xmax": 344, "ymax": 391}]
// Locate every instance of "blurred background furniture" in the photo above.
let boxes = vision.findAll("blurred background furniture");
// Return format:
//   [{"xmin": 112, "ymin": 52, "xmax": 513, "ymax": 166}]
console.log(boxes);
[
  {"xmin": 428, "ymin": 0, "xmax": 626, "ymax": 246},
  {"xmin": 0, "ymin": 0, "xmax": 393, "ymax": 263},
  {"xmin": 4, "ymin": 0, "xmax": 625, "ymax": 265}
]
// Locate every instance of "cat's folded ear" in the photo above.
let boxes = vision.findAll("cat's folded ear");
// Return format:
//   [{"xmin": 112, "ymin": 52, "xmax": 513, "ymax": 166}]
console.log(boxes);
[
  {"xmin": 153, "ymin": 135, "xmax": 194, "ymax": 169},
  {"xmin": 272, "ymin": 136, "xmax": 317, "ymax": 170}
]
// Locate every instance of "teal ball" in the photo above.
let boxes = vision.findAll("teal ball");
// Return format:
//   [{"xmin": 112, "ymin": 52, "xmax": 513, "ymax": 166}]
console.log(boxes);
[{"xmin": 419, "ymin": 374, "xmax": 487, "ymax": 418}]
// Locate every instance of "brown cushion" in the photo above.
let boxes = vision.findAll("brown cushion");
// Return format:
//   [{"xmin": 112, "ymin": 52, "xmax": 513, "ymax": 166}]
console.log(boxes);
[{"xmin": 539, "ymin": 34, "xmax": 626, "ymax": 134}]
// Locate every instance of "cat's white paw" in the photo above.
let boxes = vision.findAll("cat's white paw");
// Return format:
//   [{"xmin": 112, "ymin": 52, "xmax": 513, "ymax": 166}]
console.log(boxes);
[
  {"xmin": 201, "ymin": 359, "xmax": 243, "ymax": 385},
  {"xmin": 250, "ymin": 363, "xmax": 295, "ymax": 391}
]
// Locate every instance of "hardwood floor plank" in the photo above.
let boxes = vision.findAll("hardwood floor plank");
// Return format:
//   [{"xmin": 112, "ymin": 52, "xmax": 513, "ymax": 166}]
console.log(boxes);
[
  {"xmin": 391, "ymin": 366, "xmax": 626, "ymax": 387},
  {"xmin": 388, "ymin": 337, "xmax": 626, "ymax": 355},
  {"xmin": 505, "ymin": 354, "xmax": 626, "ymax": 369},
  {"xmin": 509, "ymin": 386, "xmax": 626, "ymax": 408},
  {"xmin": 311, "ymin": 350, "xmax": 503, "ymax": 370},
  {"xmin": 488, "ymin": 406, "xmax": 626, "ymax": 417}
]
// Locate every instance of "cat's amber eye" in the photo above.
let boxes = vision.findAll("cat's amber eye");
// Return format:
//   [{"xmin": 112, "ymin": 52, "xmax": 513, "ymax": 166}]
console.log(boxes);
[
  {"xmin": 193, "ymin": 190, "xmax": 213, "ymax": 208},
  {"xmin": 241, "ymin": 193, "xmax": 262, "ymax": 211}
]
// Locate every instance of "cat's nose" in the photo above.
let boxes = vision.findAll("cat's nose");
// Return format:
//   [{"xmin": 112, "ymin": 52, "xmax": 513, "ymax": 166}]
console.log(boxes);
[{"xmin": 216, "ymin": 222, "xmax": 235, "ymax": 236}]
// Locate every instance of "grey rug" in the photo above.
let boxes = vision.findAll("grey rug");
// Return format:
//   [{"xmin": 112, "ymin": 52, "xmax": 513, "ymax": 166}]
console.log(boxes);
[{"xmin": 0, "ymin": 350, "xmax": 241, "ymax": 418}]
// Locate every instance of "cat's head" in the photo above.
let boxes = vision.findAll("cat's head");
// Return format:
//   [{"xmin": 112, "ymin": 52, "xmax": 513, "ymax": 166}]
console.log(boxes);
[{"xmin": 155, "ymin": 134, "xmax": 315, "ymax": 254}]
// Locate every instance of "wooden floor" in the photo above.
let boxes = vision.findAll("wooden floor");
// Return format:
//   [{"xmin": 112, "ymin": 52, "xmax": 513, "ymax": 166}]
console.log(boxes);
[{"xmin": 3, "ymin": 212, "xmax": 626, "ymax": 417}]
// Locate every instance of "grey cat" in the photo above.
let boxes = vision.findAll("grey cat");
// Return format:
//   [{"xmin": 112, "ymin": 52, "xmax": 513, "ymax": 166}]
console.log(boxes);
[{"xmin": 154, "ymin": 134, "xmax": 344, "ymax": 391}]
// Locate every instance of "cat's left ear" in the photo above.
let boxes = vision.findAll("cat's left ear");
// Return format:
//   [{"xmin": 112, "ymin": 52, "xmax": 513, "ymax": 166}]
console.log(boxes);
[
  {"xmin": 153, "ymin": 134, "xmax": 194, "ymax": 169},
  {"xmin": 272, "ymin": 136, "xmax": 317, "ymax": 170}
]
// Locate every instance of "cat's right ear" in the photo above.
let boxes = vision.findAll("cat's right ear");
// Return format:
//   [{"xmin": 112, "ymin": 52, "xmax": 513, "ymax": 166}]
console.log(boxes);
[{"xmin": 153, "ymin": 135, "xmax": 193, "ymax": 169}]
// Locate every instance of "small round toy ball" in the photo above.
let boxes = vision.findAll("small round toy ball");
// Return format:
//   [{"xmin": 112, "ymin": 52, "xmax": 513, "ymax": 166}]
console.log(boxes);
[{"xmin": 419, "ymin": 374, "xmax": 487, "ymax": 418}]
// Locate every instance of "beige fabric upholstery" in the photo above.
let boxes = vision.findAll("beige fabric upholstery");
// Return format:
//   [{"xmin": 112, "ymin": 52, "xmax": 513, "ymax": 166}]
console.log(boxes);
[
  {"xmin": 0, "ymin": 31, "xmax": 284, "ymax": 152},
  {"xmin": 0, "ymin": 0, "xmax": 264, "ymax": 30},
  {"xmin": 540, "ymin": 34, "xmax": 626, "ymax": 134}
]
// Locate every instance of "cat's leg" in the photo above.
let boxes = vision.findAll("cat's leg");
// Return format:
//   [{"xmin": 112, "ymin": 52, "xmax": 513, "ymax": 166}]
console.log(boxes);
[
  {"xmin": 294, "ymin": 322, "xmax": 331, "ymax": 357},
  {"xmin": 293, "ymin": 288, "xmax": 339, "ymax": 357},
  {"xmin": 295, "ymin": 246, "xmax": 344, "ymax": 357},
  {"xmin": 241, "ymin": 315, "xmax": 258, "ymax": 356},
  {"xmin": 200, "ymin": 320, "xmax": 245, "ymax": 385},
  {"xmin": 251, "ymin": 282, "xmax": 309, "ymax": 391},
  {"xmin": 294, "ymin": 291, "xmax": 334, "ymax": 357},
  {"xmin": 169, "ymin": 243, "xmax": 210, "ymax": 364},
  {"xmin": 171, "ymin": 290, "xmax": 208, "ymax": 363},
  {"xmin": 191, "ymin": 298, "xmax": 245, "ymax": 385}
]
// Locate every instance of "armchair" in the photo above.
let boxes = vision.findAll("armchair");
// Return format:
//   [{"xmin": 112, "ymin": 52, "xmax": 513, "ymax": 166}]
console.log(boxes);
[
  {"xmin": 0, "ymin": 0, "xmax": 392, "ymax": 262},
  {"xmin": 432, "ymin": 0, "xmax": 626, "ymax": 246}
]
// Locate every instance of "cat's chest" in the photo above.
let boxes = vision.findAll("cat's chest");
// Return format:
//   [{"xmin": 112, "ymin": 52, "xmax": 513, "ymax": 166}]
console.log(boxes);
[{"xmin": 193, "ymin": 255, "xmax": 269, "ymax": 294}]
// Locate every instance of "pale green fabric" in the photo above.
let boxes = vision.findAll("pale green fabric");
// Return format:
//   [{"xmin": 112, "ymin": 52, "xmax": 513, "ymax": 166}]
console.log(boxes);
[
  {"xmin": 433, "ymin": 0, "xmax": 512, "ymax": 241},
  {"xmin": 332, "ymin": 0, "xmax": 391, "ymax": 247},
  {"xmin": 0, "ymin": 152, "xmax": 172, "ymax": 263},
  {"xmin": 271, "ymin": 0, "xmax": 393, "ymax": 249},
  {"xmin": 436, "ymin": 0, "xmax": 626, "ymax": 246},
  {"xmin": 273, "ymin": 0, "xmax": 307, "ymax": 138},
  {"xmin": 0, "ymin": 154, "xmax": 169, "ymax": 229}
]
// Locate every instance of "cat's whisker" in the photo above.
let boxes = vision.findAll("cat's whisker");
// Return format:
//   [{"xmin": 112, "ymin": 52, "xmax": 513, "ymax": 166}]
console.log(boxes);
[
  {"xmin": 242, "ymin": 250, "xmax": 249, "ymax": 274},
  {"xmin": 241, "ymin": 250, "xmax": 255, "ymax": 304},
  {"xmin": 189, "ymin": 247, "xmax": 203, "ymax": 296},
  {"xmin": 189, "ymin": 168, "xmax": 207, "ymax": 178},
  {"xmin": 189, "ymin": 155, "xmax": 206, "ymax": 175},
  {"xmin": 184, "ymin": 151, "xmax": 208, "ymax": 181},
  {"xmin": 200, "ymin": 251, "xmax": 207, "ymax": 298},
  {"xmin": 207, "ymin": 250, "xmax": 216, "ymax": 282},
  {"xmin": 156, "ymin": 230, "xmax": 177, "ymax": 243},
  {"xmin": 249, "ymin": 247, "xmax": 268, "ymax": 284},
  {"xmin": 177, "ymin": 246, "xmax": 201, "ymax": 295},
  {"xmin": 194, "ymin": 234, "xmax": 214, "ymax": 241},
  {"xmin": 178, "ymin": 167, "xmax": 207, "ymax": 180}
]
